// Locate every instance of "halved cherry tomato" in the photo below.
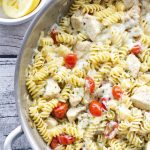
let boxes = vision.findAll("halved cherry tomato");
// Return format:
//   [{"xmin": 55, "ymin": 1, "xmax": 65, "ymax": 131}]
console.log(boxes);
[
  {"xmin": 52, "ymin": 102, "xmax": 68, "ymax": 119},
  {"xmin": 64, "ymin": 53, "xmax": 77, "ymax": 69},
  {"xmin": 57, "ymin": 134, "xmax": 75, "ymax": 145},
  {"xmin": 50, "ymin": 137, "xmax": 59, "ymax": 149},
  {"xmin": 112, "ymin": 85, "xmax": 123, "ymax": 100},
  {"xmin": 85, "ymin": 76, "xmax": 95, "ymax": 94},
  {"xmin": 131, "ymin": 44, "xmax": 141, "ymax": 55},
  {"xmin": 50, "ymin": 29, "xmax": 58, "ymax": 44},
  {"xmin": 89, "ymin": 100, "xmax": 103, "ymax": 116}
]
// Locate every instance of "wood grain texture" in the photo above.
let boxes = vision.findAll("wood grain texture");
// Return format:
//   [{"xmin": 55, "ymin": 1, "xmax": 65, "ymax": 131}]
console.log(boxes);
[
  {"xmin": 0, "ymin": 22, "xmax": 32, "ymax": 150},
  {"xmin": 0, "ymin": 22, "xmax": 30, "ymax": 56}
]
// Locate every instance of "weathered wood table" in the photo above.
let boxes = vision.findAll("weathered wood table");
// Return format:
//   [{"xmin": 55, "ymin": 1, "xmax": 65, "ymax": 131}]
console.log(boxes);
[{"xmin": 0, "ymin": 22, "xmax": 32, "ymax": 150}]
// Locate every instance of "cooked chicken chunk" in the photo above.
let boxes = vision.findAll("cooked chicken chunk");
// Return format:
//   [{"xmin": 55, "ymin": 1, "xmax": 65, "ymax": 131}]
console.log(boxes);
[
  {"xmin": 44, "ymin": 78, "xmax": 61, "ymax": 98},
  {"xmin": 107, "ymin": 100, "xmax": 119, "ymax": 111},
  {"xmin": 46, "ymin": 117, "xmax": 58, "ymax": 129},
  {"xmin": 71, "ymin": 14, "xmax": 84, "ymax": 31},
  {"xmin": 83, "ymin": 14, "xmax": 102, "ymax": 41},
  {"xmin": 131, "ymin": 86, "xmax": 150, "ymax": 111},
  {"xmin": 69, "ymin": 88, "xmax": 84, "ymax": 107},
  {"xmin": 73, "ymin": 41, "xmax": 91, "ymax": 58},
  {"xmin": 67, "ymin": 106, "xmax": 86, "ymax": 122},
  {"xmin": 117, "ymin": 104, "xmax": 132, "ymax": 120},
  {"xmin": 127, "ymin": 54, "xmax": 141, "ymax": 78}
]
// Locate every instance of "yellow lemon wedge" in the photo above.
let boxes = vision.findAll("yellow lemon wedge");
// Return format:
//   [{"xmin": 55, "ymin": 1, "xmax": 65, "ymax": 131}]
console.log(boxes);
[
  {"xmin": 2, "ymin": 0, "xmax": 41, "ymax": 18},
  {"xmin": 0, "ymin": 0, "xmax": 2, "ymax": 6}
]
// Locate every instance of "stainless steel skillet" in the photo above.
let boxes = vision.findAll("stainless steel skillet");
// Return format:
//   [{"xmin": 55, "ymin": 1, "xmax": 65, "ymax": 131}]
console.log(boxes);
[{"xmin": 4, "ymin": 0, "xmax": 73, "ymax": 149}]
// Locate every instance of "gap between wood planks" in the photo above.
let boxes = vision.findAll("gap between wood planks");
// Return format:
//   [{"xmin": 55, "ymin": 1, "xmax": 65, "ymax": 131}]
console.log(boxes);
[{"xmin": 0, "ymin": 55, "xmax": 17, "ymax": 58}]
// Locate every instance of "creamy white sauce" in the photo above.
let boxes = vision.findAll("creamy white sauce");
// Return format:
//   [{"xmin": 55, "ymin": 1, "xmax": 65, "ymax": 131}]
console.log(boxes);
[
  {"xmin": 87, "ymin": 69, "xmax": 97, "ymax": 77},
  {"xmin": 76, "ymin": 59, "xmax": 89, "ymax": 69}
]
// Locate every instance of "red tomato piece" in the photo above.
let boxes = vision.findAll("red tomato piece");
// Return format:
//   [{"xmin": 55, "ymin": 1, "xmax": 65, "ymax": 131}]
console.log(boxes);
[
  {"xmin": 52, "ymin": 102, "xmax": 68, "ymax": 119},
  {"xmin": 100, "ymin": 97, "xmax": 107, "ymax": 102},
  {"xmin": 50, "ymin": 29, "xmax": 58, "ymax": 44},
  {"xmin": 89, "ymin": 100, "xmax": 103, "ymax": 117},
  {"xmin": 57, "ymin": 135, "xmax": 75, "ymax": 145},
  {"xmin": 112, "ymin": 85, "xmax": 123, "ymax": 100},
  {"xmin": 104, "ymin": 121, "xmax": 118, "ymax": 139},
  {"xmin": 50, "ymin": 137, "xmax": 59, "ymax": 149},
  {"xmin": 131, "ymin": 44, "xmax": 141, "ymax": 55},
  {"xmin": 85, "ymin": 76, "xmax": 95, "ymax": 94},
  {"xmin": 64, "ymin": 53, "xmax": 77, "ymax": 69},
  {"xmin": 101, "ymin": 101, "xmax": 107, "ymax": 111}
]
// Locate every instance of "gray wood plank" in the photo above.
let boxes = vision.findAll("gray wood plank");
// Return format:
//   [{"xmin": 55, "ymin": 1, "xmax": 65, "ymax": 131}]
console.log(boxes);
[
  {"xmin": 0, "ymin": 58, "xmax": 31, "ymax": 150},
  {"xmin": 0, "ymin": 22, "xmax": 30, "ymax": 56}
]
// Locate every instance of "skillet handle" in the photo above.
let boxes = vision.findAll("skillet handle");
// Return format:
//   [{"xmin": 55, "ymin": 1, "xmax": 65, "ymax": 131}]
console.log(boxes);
[{"xmin": 4, "ymin": 126, "xmax": 23, "ymax": 150}]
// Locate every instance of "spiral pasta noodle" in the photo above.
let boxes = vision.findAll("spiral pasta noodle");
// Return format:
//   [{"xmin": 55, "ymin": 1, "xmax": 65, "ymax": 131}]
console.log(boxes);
[
  {"xmin": 69, "ymin": 0, "xmax": 85, "ymax": 15},
  {"xmin": 94, "ymin": 6, "xmax": 116, "ymax": 21},
  {"xmin": 56, "ymin": 32, "xmax": 77, "ymax": 46},
  {"xmin": 59, "ymin": 16, "xmax": 71, "ymax": 33},
  {"xmin": 39, "ymin": 37, "xmax": 54, "ymax": 47},
  {"xmin": 29, "ymin": 107, "xmax": 51, "ymax": 143},
  {"xmin": 102, "ymin": 12, "xmax": 124, "ymax": 26},
  {"xmin": 67, "ymin": 75, "xmax": 85, "ymax": 87},
  {"xmin": 26, "ymin": 0, "xmax": 150, "ymax": 149},
  {"xmin": 33, "ymin": 51, "xmax": 45, "ymax": 69},
  {"xmin": 26, "ymin": 77, "xmax": 45, "ymax": 99},
  {"xmin": 40, "ymin": 99, "xmax": 59, "ymax": 118},
  {"xmin": 64, "ymin": 123, "xmax": 83, "ymax": 139},
  {"xmin": 82, "ymin": 4, "xmax": 104, "ymax": 14},
  {"xmin": 126, "ymin": 132, "xmax": 144, "ymax": 148},
  {"xmin": 85, "ymin": 139, "xmax": 98, "ymax": 150},
  {"xmin": 59, "ymin": 84, "xmax": 72, "ymax": 102},
  {"xmin": 141, "ymin": 34, "xmax": 150, "ymax": 47}
]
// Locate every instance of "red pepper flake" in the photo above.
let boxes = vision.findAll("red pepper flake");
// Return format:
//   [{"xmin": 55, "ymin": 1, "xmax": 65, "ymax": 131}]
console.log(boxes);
[{"xmin": 50, "ymin": 29, "xmax": 58, "ymax": 44}]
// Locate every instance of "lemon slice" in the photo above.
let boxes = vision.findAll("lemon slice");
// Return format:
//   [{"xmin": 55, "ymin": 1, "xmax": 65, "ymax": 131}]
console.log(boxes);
[
  {"xmin": 2, "ymin": 0, "xmax": 41, "ymax": 18},
  {"xmin": 0, "ymin": 0, "xmax": 2, "ymax": 6}
]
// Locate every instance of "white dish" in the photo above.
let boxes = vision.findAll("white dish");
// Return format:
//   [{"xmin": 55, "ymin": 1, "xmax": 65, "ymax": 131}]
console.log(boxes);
[{"xmin": 0, "ymin": 0, "xmax": 48, "ymax": 25}]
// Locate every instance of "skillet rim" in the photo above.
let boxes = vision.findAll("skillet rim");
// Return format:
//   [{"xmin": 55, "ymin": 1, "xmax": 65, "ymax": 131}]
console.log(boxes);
[{"xmin": 14, "ymin": 0, "xmax": 54, "ymax": 149}]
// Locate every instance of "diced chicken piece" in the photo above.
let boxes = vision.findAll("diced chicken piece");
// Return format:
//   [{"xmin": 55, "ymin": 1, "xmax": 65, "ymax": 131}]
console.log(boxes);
[
  {"xmin": 83, "ymin": 14, "xmax": 102, "ymax": 41},
  {"xmin": 67, "ymin": 106, "xmax": 86, "ymax": 122},
  {"xmin": 131, "ymin": 86, "xmax": 150, "ymax": 111},
  {"xmin": 145, "ymin": 141, "xmax": 150, "ymax": 150},
  {"xmin": 142, "ymin": 14, "xmax": 150, "ymax": 35},
  {"xmin": 94, "ymin": 88, "xmax": 103, "ymax": 97},
  {"xmin": 71, "ymin": 14, "xmax": 84, "ymax": 31},
  {"xmin": 73, "ymin": 41, "xmax": 91, "ymax": 58},
  {"xmin": 126, "ymin": 54, "xmax": 141, "ymax": 77},
  {"xmin": 107, "ymin": 100, "xmax": 119, "ymax": 111},
  {"xmin": 76, "ymin": 59, "xmax": 89, "ymax": 70},
  {"xmin": 95, "ymin": 32, "xmax": 111, "ymax": 43},
  {"xmin": 44, "ymin": 78, "xmax": 61, "ymax": 98},
  {"xmin": 94, "ymin": 83, "xmax": 113, "ymax": 99},
  {"xmin": 46, "ymin": 117, "xmax": 58, "ymax": 129},
  {"xmin": 69, "ymin": 88, "xmax": 84, "ymax": 107},
  {"xmin": 117, "ymin": 104, "xmax": 132, "ymax": 120},
  {"xmin": 102, "ymin": 83, "xmax": 113, "ymax": 99},
  {"xmin": 56, "ymin": 44, "xmax": 71, "ymax": 57}
]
